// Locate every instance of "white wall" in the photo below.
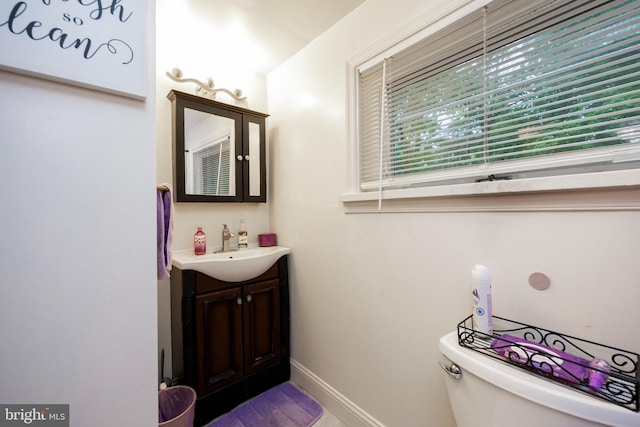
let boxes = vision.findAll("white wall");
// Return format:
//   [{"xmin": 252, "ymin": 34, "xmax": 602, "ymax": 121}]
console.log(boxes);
[
  {"xmin": 155, "ymin": 0, "xmax": 273, "ymax": 378},
  {"xmin": 267, "ymin": 0, "xmax": 640, "ymax": 425},
  {"xmin": 0, "ymin": 3, "xmax": 157, "ymax": 425}
]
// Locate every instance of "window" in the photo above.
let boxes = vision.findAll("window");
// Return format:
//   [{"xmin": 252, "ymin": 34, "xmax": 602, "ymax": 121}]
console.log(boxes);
[
  {"xmin": 354, "ymin": 0, "xmax": 640, "ymax": 195},
  {"xmin": 192, "ymin": 137, "xmax": 231, "ymax": 196}
]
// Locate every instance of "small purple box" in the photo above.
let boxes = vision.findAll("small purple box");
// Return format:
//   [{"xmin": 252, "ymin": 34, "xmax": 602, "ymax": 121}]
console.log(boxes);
[{"xmin": 258, "ymin": 233, "xmax": 277, "ymax": 247}]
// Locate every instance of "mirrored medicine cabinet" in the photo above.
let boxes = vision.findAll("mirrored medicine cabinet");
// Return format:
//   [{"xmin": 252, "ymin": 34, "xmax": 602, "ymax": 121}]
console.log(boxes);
[{"xmin": 168, "ymin": 90, "xmax": 268, "ymax": 202}]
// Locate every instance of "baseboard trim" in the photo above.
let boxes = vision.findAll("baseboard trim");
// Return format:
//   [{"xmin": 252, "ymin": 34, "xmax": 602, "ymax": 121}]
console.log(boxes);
[{"xmin": 290, "ymin": 358, "xmax": 385, "ymax": 427}]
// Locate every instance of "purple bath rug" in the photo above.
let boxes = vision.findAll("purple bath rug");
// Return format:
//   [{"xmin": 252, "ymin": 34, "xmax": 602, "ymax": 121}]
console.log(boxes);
[{"xmin": 205, "ymin": 382, "xmax": 323, "ymax": 427}]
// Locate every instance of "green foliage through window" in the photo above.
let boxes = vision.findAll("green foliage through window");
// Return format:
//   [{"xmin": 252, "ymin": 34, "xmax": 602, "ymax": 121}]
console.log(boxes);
[{"xmin": 359, "ymin": 0, "xmax": 640, "ymax": 189}]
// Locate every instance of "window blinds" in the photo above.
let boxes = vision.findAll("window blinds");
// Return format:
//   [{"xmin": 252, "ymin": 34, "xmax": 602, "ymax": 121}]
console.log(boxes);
[
  {"xmin": 194, "ymin": 137, "xmax": 231, "ymax": 195},
  {"xmin": 358, "ymin": 0, "xmax": 640, "ymax": 191}
]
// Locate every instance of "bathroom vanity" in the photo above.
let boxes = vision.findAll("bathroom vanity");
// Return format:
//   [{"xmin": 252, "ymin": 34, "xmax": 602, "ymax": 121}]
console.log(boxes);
[{"xmin": 170, "ymin": 255, "xmax": 290, "ymax": 425}]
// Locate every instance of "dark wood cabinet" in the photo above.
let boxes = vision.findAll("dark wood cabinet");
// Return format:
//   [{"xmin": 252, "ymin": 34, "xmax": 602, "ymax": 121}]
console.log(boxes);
[
  {"xmin": 195, "ymin": 286, "xmax": 244, "ymax": 393},
  {"xmin": 170, "ymin": 256, "xmax": 290, "ymax": 425},
  {"xmin": 243, "ymin": 279, "xmax": 281, "ymax": 374},
  {"xmin": 168, "ymin": 90, "xmax": 268, "ymax": 203}
]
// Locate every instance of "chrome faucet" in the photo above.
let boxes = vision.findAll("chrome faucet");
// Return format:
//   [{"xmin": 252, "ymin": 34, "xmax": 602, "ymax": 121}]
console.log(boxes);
[{"xmin": 220, "ymin": 224, "xmax": 234, "ymax": 252}]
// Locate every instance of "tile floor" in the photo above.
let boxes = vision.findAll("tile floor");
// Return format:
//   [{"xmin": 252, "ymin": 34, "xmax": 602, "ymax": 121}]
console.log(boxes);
[{"xmin": 313, "ymin": 407, "xmax": 347, "ymax": 427}]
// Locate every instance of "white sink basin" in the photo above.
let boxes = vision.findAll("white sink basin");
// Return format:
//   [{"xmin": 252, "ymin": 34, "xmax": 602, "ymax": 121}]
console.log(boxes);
[{"xmin": 172, "ymin": 246, "xmax": 290, "ymax": 282}]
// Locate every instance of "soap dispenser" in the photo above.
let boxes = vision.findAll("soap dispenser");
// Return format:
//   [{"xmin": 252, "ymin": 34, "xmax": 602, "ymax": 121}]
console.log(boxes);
[
  {"xmin": 238, "ymin": 219, "xmax": 248, "ymax": 249},
  {"xmin": 194, "ymin": 227, "xmax": 206, "ymax": 255}
]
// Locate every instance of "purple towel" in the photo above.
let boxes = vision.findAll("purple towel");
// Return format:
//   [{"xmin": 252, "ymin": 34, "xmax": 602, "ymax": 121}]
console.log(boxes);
[
  {"xmin": 207, "ymin": 382, "xmax": 324, "ymax": 427},
  {"xmin": 157, "ymin": 184, "xmax": 173, "ymax": 280}
]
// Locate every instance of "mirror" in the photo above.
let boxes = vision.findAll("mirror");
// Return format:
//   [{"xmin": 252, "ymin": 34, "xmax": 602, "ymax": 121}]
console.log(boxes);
[
  {"xmin": 248, "ymin": 122, "xmax": 261, "ymax": 197},
  {"xmin": 184, "ymin": 108, "xmax": 236, "ymax": 197},
  {"xmin": 168, "ymin": 90, "xmax": 267, "ymax": 202}
]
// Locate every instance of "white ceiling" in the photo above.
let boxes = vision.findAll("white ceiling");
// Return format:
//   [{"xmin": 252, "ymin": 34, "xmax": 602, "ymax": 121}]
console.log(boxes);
[{"xmin": 191, "ymin": 0, "xmax": 365, "ymax": 75}]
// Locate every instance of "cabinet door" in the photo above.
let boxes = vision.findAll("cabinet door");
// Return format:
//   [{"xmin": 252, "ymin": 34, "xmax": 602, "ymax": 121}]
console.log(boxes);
[
  {"xmin": 195, "ymin": 287, "xmax": 243, "ymax": 394},
  {"xmin": 243, "ymin": 279, "xmax": 281, "ymax": 373},
  {"xmin": 241, "ymin": 114, "xmax": 266, "ymax": 202}
]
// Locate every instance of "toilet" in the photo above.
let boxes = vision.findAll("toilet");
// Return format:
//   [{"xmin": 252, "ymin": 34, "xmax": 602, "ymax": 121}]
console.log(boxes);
[{"xmin": 439, "ymin": 331, "xmax": 639, "ymax": 427}]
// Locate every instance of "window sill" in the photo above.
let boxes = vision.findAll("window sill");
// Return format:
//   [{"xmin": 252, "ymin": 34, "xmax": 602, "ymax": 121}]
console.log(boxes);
[{"xmin": 340, "ymin": 169, "xmax": 640, "ymax": 213}]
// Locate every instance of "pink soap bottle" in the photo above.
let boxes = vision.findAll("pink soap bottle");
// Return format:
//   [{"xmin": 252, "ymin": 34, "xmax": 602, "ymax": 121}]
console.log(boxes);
[{"xmin": 194, "ymin": 227, "xmax": 206, "ymax": 255}]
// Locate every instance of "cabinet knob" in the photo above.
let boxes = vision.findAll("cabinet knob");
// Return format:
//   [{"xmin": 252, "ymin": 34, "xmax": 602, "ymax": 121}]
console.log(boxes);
[
  {"xmin": 244, "ymin": 155, "xmax": 250, "ymax": 161},
  {"xmin": 246, "ymin": 294, "xmax": 252, "ymax": 303},
  {"xmin": 237, "ymin": 155, "xmax": 243, "ymax": 161},
  {"xmin": 236, "ymin": 297, "xmax": 242, "ymax": 305}
]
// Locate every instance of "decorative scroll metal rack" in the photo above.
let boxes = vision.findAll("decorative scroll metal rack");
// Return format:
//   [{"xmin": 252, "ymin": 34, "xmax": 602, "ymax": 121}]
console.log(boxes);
[
  {"xmin": 457, "ymin": 315, "xmax": 639, "ymax": 412},
  {"xmin": 165, "ymin": 68, "xmax": 246, "ymax": 101}
]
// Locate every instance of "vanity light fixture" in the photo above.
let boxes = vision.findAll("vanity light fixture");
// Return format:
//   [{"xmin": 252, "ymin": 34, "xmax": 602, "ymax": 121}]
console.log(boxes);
[{"xmin": 165, "ymin": 68, "xmax": 246, "ymax": 101}]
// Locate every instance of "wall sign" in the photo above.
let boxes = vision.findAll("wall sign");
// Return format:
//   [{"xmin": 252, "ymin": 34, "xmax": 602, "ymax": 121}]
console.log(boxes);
[{"xmin": 0, "ymin": 1, "xmax": 146, "ymax": 100}]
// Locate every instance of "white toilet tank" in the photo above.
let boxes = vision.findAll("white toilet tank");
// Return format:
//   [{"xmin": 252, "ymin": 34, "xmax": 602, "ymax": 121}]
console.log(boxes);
[{"xmin": 439, "ymin": 331, "xmax": 640, "ymax": 427}]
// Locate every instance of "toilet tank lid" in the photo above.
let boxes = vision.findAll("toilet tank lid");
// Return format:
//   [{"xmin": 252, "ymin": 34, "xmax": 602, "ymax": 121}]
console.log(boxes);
[{"xmin": 439, "ymin": 331, "xmax": 640, "ymax": 427}]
